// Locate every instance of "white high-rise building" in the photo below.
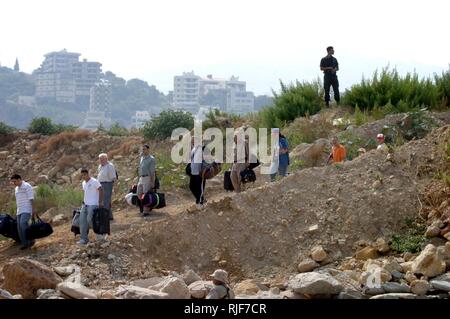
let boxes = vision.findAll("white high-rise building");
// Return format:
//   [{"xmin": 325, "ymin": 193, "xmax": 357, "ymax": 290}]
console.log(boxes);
[
  {"xmin": 173, "ymin": 72, "xmax": 254, "ymax": 115},
  {"xmin": 82, "ymin": 80, "xmax": 112, "ymax": 130}
]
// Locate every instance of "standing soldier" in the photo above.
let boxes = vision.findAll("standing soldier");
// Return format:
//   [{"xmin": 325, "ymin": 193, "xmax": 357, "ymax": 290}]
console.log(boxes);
[
  {"xmin": 97, "ymin": 153, "xmax": 117, "ymax": 221},
  {"xmin": 320, "ymin": 46, "xmax": 340, "ymax": 107}
]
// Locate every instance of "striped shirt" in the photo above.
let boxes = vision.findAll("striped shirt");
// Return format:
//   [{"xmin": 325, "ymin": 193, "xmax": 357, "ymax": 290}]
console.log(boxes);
[{"xmin": 15, "ymin": 181, "xmax": 34, "ymax": 215}]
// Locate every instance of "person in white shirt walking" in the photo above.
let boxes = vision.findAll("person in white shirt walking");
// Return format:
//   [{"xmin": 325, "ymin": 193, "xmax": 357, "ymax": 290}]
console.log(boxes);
[
  {"xmin": 97, "ymin": 153, "xmax": 117, "ymax": 221},
  {"xmin": 78, "ymin": 168, "xmax": 104, "ymax": 245},
  {"xmin": 10, "ymin": 174, "xmax": 35, "ymax": 250}
]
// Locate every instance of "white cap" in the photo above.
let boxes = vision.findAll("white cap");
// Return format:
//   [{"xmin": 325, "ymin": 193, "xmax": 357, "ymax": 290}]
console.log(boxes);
[
  {"xmin": 209, "ymin": 269, "xmax": 229, "ymax": 283},
  {"xmin": 377, "ymin": 133, "xmax": 384, "ymax": 139}
]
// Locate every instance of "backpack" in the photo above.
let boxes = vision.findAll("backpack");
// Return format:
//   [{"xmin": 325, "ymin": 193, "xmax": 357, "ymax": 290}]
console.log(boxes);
[
  {"xmin": 240, "ymin": 168, "xmax": 256, "ymax": 184},
  {"xmin": 92, "ymin": 207, "xmax": 110, "ymax": 235}
]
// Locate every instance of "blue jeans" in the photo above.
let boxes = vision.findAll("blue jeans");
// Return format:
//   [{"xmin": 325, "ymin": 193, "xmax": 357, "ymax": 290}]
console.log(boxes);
[
  {"xmin": 270, "ymin": 164, "xmax": 288, "ymax": 182},
  {"xmin": 79, "ymin": 204, "xmax": 98, "ymax": 243},
  {"xmin": 100, "ymin": 182, "xmax": 113, "ymax": 219},
  {"xmin": 17, "ymin": 213, "xmax": 32, "ymax": 247}
]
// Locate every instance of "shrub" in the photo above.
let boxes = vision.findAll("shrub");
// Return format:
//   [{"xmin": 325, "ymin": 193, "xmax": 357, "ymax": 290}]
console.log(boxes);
[
  {"xmin": 390, "ymin": 218, "xmax": 426, "ymax": 253},
  {"xmin": 260, "ymin": 79, "xmax": 324, "ymax": 129},
  {"xmin": 108, "ymin": 122, "xmax": 129, "ymax": 136},
  {"xmin": 0, "ymin": 121, "xmax": 13, "ymax": 135},
  {"xmin": 342, "ymin": 67, "xmax": 450, "ymax": 112},
  {"xmin": 284, "ymin": 114, "xmax": 334, "ymax": 147},
  {"xmin": 142, "ymin": 110, "xmax": 194, "ymax": 140},
  {"xmin": 34, "ymin": 184, "xmax": 84, "ymax": 213},
  {"xmin": 28, "ymin": 117, "xmax": 76, "ymax": 135},
  {"xmin": 37, "ymin": 130, "xmax": 91, "ymax": 155}
]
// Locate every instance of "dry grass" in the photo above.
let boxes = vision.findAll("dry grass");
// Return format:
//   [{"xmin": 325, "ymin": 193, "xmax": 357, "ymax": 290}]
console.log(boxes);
[
  {"xmin": 108, "ymin": 136, "xmax": 145, "ymax": 158},
  {"xmin": 37, "ymin": 130, "xmax": 91, "ymax": 156}
]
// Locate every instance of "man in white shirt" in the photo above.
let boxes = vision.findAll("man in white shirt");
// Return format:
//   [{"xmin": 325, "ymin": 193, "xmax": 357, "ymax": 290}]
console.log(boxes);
[
  {"xmin": 11, "ymin": 174, "xmax": 35, "ymax": 250},
  {"xmin": 97, "ymin": 153, "xmax": 117, "ymax": 221},
  {"xmin": 78, "ymin": 168, "xmax": 104, "ymax": 245}
]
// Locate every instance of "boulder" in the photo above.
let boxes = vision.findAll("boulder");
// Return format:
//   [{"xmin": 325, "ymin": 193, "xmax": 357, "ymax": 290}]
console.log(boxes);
[
  {"xmin": 288, "ymin": 272, "xmax": 343, "ymax": 295},
  {"xmin": 131, "ymin": 277, "xmax": 165, "ymax": 288},
  {"xmin": 57, "ymin": 282, "xmax": 97, "ymax": 299},
  {"xmin": 149, "ymin": 276, "xmax": 190, "ymax": 299},
  {"xmin": 355, "ymin": 247, "xmax": 379, "ymax": 260},
  {"xmin": 370, "ymin": 293, "xmax": 417, "ymax": 299},
  {"xmin": 381, "ymin": 282, "xmax": 411, "ymax": 293},
  {"xmin": 337, "ymin": 290, "xmax": 365, "ymax": 299},
  {"xmin": 311, "ymin": 246, "xmax": 328, "ymax": 262},
  {"xmin": 36, "ymin": 175, "xmax": 50, "ymax": 185},
  {"xmin": 410, "ymin": 280, "xmax": 430, "ymax": 296},
  {"xmin": 382, "ymin": 260, "xmax": 403, "ymax": 274},
  {"xmin": 182, "ymin": 269, "xmax": 202, "ymax": 286},
  {"xmin": 188, "ymin": 281, "xmax": 213, "ymax": 299},
  {"xmin": 404, "ymin": 272, "xmax": 418, "ymax": 284},
  {"xmin": 37, "ymin": 289, "xmax": 61, "ymax": 299},
  {"xmin": 411, "ymin": 244, "xmax": 446, "ymax": 277},
  {"xmin": 429, "ymin": 280, "xmax": 450, "ymax": 292},
  {"xmin": 290, "ymin": 138, "xmax": 330, "ymax": 168},
  {"xmin": 0, "ymin": 289, "xmax": 14, "ymax": 299},
  {"xmin": 115, "ymin": 285, "xmax": 169, "ymax": 299},
  {"xmin": 53, "ymin": 265, "xmax": 77, "ymax": 277},
  {"xmin": 297, "ymin": 258, "xmax": 320, "ymax": 273},
  {"xmin": 2, "ymin": 258, "xmax": 63, "ymax": 298},
  {"xmin": 234, "ymin": 279, "xmax": 261, "ymax": 295},
  {"xmin": 374, "ymin": 238, "xmax": 390, "ymax": 253},
  {"xmin": 425, "ymin": 225, "xmax": 441, "ymax": 238}
]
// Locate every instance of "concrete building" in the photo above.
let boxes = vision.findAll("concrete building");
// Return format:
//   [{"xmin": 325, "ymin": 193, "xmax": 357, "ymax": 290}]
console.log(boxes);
[
  {"xmin": 131, "ymin": 111, "xmax": 152, "ymax": 129},
  {"xmin": 82, "ymin": 80, "xmax": 112, "ymax": 130},
  {"xmin": 173, "ymin": 72, "xmax": 255, "ymax": 115},
  {"xmin": 35, "ymin": 49, "xmax": 102, "ymax": 104}
]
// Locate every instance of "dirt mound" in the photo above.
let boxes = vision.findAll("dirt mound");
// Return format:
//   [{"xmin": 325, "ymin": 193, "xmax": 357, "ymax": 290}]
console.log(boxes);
[{"xmin": 117, "ymin": 126, "xmax": 449, "ymax": 279}]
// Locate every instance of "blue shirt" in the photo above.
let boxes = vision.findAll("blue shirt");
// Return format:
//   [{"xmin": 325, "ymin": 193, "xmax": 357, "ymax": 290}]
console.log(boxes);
[{"xmin": 279, "ymin": 137, "xmax": 289, "ymax": 167}]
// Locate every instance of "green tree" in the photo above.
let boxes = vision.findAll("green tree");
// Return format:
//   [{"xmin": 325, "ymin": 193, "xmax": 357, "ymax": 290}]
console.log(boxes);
[
  {"xmin": 0, "ymin": 121, "xmax": 13, "ymax": 135},
  {"xmin": 28, "ymin": 117, "xmax": 56, "ymax": 135},
  {"xmin": 142, "ymin": 110, "xmax": 194, "ymax": 140}
]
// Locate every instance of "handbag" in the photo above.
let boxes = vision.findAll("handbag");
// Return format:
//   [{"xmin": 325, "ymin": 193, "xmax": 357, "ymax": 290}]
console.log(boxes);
[
  {"xmin": 26, "ymin": 215, "xmax": 53, "ymax": 240},
  {"xmin": 71, "ymin": 210, "xmax": 80, "ymax": 236}
]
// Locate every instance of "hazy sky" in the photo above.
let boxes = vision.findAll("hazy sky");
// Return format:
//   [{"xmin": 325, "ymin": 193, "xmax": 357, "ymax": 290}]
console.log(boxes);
[{"xmin": 1, "ymin": 0, "xmax": 449, "ymax": 95}]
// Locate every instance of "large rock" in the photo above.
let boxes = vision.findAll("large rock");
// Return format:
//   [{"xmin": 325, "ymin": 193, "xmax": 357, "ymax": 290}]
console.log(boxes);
[
  {"xmin": 297, "ymin": 258, "xmax": 320, "ymax": 273},
  {"xmin": 425, "ymin": 225, "xmax": 441, "ymax": 238},
  {"xmin": 0, "ymin": 289, "xmax": 14, "ymax": 299},
  {"xmin": 115, "ymin": 285, "xmax": 169, "ymax": 299},
  {"xmin": 290, "ymin": 138, "xmax": 330, "ymax": 167},
  {"xmin": 53, "ymin": 265, "xmax": 77, "ymax": 277},
  {"xmin": 410, "ymin": 280, "xmax": 430, "ymax": 296},
  {"xmin": 288, "ymin": 272, "xmax": 343, "ymax": 295},
  {"xmin": 311, "ymin": 246, "xmax": 328, "ymax": 262},
  {"xmin": 188, "ymin": 281, "xmax": 213, "ymax": 299},
  {"xmin": 429, "ymin": 280, "xmax": 450, "ymax": 292},
  {"xmin": 2, "ymin": 258, "xmax": 63, "ymax": 298},
  {"xmin": 131, "ymin": 277, "xmax": 165, "ymax": 288},
  {"xmin": 381, "ymin": 282, "xmax": 411, "ymax": 293},
  {"xmin": 355, "ymin": 247, "xmax": 379, "ymax": 260},
  {"xmin": 182, "ymin": 269, "xmax": 202, "ymax": 286},
  {"xmin": 411, "ymin": 244, "xmax": 446, "ymax": 277},
  {"xmin": 374, "ymin": 238, "xmax": 390, "ymax": 253},
  {"xmin": 149, "ymin": 276, "xmax": 190, "ymax": 299},
  {"xmin": 36, "ymin": 289, "xmax": 61, "ymax": 299},
  {"xmin": 57, "ymin": 282, "xmax": 97, "ymax": 299},
  {"xmin": 370, "ymin": 293, "xmax": 417, "ymax": 299},
  {"xmin": 234, "ymin": 279, "xmax": 261, "ymax": 295}
]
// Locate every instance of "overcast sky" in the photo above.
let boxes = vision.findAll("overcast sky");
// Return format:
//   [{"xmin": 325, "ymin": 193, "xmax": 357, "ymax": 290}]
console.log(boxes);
[{"xmin": 1, "ymin": 0, "xmax": 449, "ymax": 95}]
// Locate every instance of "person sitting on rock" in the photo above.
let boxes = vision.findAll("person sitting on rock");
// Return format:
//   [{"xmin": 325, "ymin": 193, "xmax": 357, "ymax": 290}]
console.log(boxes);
[
  {"xmin": 376, "ymin": 133, "xmax": 389, "ymax": 153},
  {"xmin": 206, "ymin": 269, "xmax": 235, "ymax": 299},
  {"xmin": 327, "ymin": 136, "xmax": 346, "ymax": 164}
]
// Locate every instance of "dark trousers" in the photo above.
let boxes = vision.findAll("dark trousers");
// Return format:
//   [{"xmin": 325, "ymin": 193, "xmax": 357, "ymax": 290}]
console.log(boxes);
[
  {"xmin": 324, "ymin": 75, "xmax": 340, "ymax": 104},
  {"xmin": 189, "ymin": 175, "xmax": 206, "ymax": 204},
  {"xmin": 100, "ymin": 182, "xmax": 114, "ymax": 219}
]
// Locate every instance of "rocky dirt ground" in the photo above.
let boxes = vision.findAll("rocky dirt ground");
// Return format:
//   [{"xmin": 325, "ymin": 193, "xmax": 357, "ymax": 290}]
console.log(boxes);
[{"xmin": 1, "ymin": 113, "xmax": 450, "ymax": 299}]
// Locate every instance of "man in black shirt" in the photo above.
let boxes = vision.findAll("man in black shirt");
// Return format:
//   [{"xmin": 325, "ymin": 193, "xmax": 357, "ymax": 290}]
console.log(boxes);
[{"xmin": 320, "ymin": 46, "xmax": 340, "ymax": 107}]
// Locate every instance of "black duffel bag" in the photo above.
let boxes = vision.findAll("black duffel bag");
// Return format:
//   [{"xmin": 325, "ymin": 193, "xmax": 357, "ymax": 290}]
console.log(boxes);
[
  {"xmin": 0, "ymin": 214, "xmax": 21, "ymax": 242},
  {"xmin": 92, "ymin": 207, "xmax": 110, "ymax": 235},
  {"xmin": 240, "ymin": 168, "xmax": 256, "ymax": 184},
  {"xmin": 142, "ymin": 192, "xmax": 166, "ymax": 209},
  {"xmin": 26, "ymin": 215, "xmax": 53, "ymax": 240}
]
